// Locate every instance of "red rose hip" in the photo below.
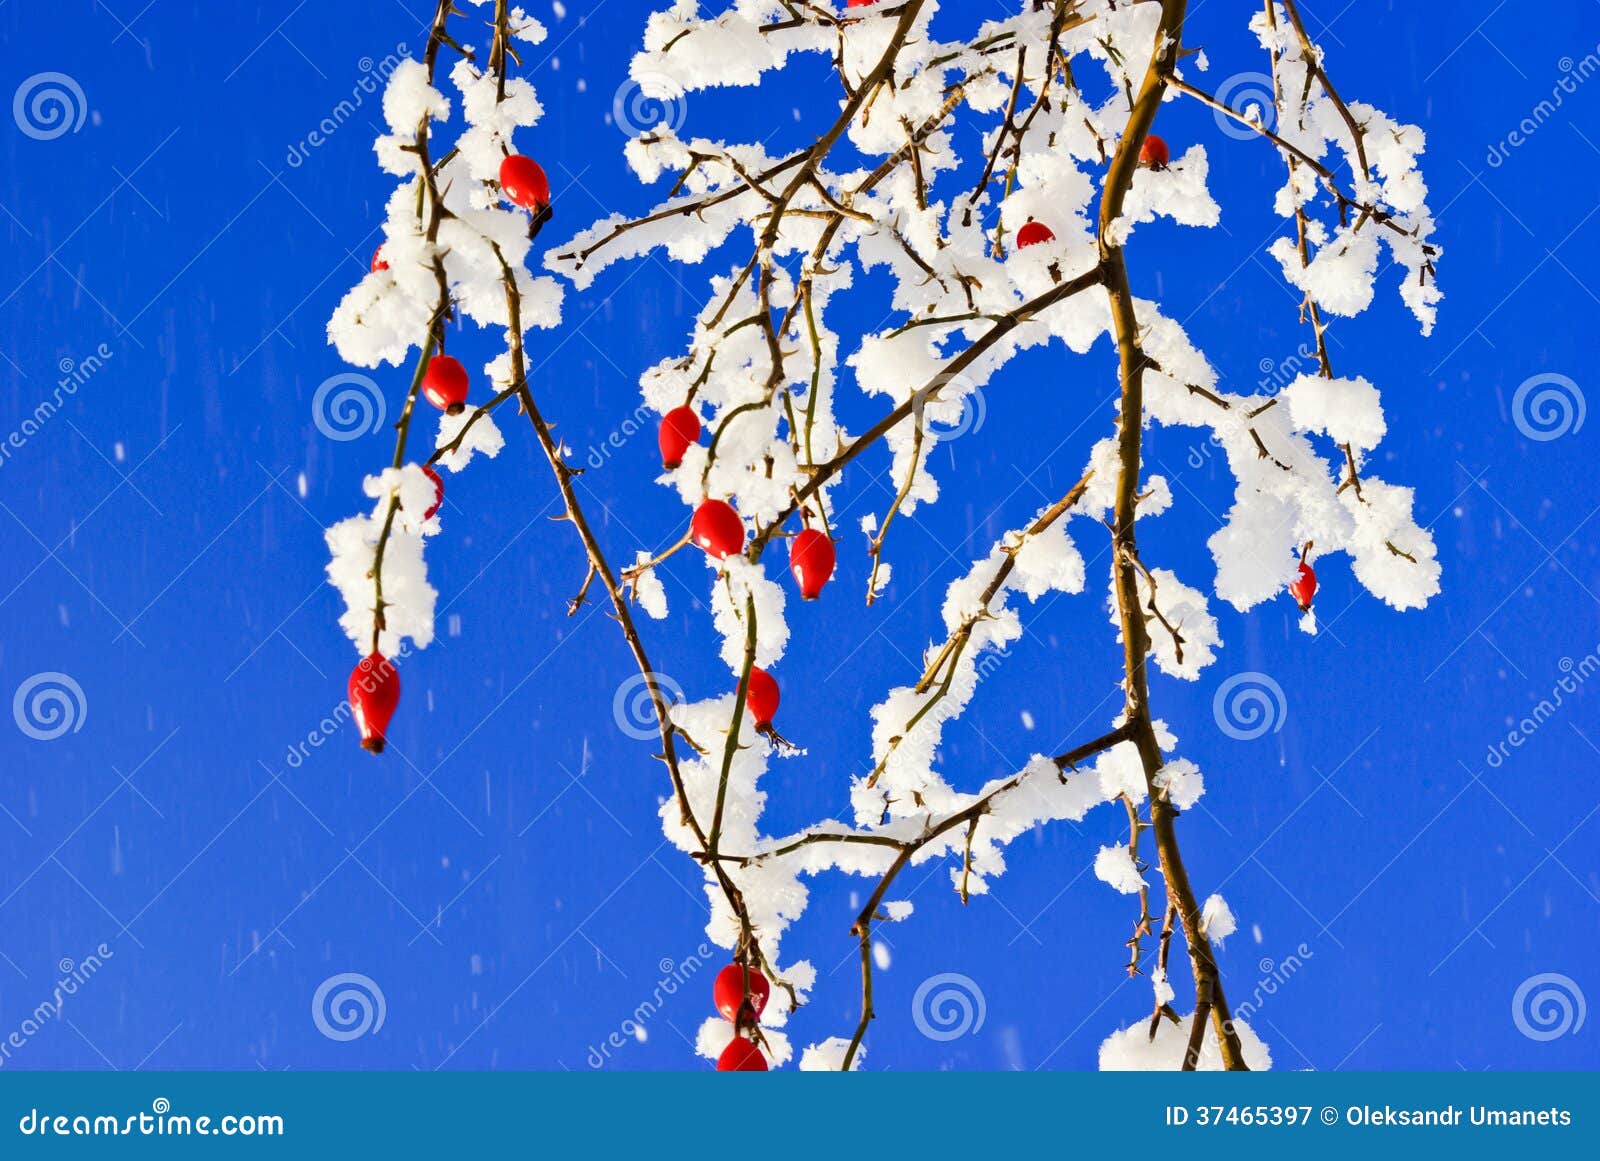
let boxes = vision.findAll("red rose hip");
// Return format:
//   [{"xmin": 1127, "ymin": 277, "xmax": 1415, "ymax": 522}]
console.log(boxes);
[
  {"xmin": 1289, "ymin": 561, "xmax": 1317, "ymax": 612},
  {"xmin": 371, "ymin": 245, "xmax": 389, "ymax": 272},
  {"xmin": 716, "ymin": 1037, "xmax": 768, "ymax": 1071},
  {"xmin": 745, "ymin": 667, "xmax": 779, "ymax": 730},
  {"xmin": 1015, "ymin": 220, "xmax": 1055, "ymax": 248},
  {"xmin": 658, "ymin": 406, "xmax": 701, "ymax": 469},
  {"xmin": 422, "ymin": 354, "xmax": 469, "ymax": 414},
  {"xmin": 692, "ymin": 499, "xmax": 745, "ymax": 559},
  {"xmin": 713, "ymin": 964, "xmax": 771, "ymax": 1022},
  {"xmin": 1139, "ymin": 134, "xmax": 1170, "ymax": 168},
  {"xmin": 789, "ymin": 529, "xmax": 836, "ymax": 600},
  {"xmin": 349, "ymin": 653, "xmax": 401, "ymax": 754},
  {"xmin": 421, "ymin": 465, "xmax": 445, "ymax": 521},
  {"xmin": 499, "ymin": 154, "xmax": 550, "ymax": 210}
]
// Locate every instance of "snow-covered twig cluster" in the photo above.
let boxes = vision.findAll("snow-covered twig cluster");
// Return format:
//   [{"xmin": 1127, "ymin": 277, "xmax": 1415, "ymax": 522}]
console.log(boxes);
[
  {"xmin": 322, "ymin": 0, "xmax": 1442, "ymax": 1071},
  {"xmin": 325, "ymin": 0, "xmax": 558, "ymax": 665}
]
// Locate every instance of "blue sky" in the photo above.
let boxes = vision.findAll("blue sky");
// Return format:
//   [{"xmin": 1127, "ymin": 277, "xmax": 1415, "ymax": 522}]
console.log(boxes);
[{"xmin": 0, "ymin": 0, "xmax": 1596, "ymax": 1072}]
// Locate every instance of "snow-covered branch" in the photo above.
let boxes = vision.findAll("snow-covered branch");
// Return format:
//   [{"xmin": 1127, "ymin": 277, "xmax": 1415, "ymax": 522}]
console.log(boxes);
[{"xmin": 320, "ymin": 0, "xmax": 1444, "ymax": 1073}]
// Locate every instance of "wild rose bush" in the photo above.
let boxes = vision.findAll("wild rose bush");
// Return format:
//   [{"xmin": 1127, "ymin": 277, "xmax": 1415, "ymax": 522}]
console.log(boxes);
[{"xmin": 324, "ymin": 0, "xmax": 1440, "ymax": 1071}]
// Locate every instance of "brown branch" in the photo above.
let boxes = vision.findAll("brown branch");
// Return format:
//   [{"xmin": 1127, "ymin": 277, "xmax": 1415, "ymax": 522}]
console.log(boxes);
[
  {"xmin": 1098, "ymin": 0, "xmax": 1246, "ymax": 1070},
  {"xmin": 751, "ymin": 261, "xmax": 1106, "ymax": 558},
  {"xmin": 368, "ymin": 0, "xmax": 460, "ymax": 657},
  {"xmin": 865, "ymin": 470, "xmax": 1094, "ymax": 788}
]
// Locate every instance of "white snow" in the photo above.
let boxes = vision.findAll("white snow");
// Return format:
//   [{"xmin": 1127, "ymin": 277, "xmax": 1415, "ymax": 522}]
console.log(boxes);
[{"xmin": 1094, "ymin": 844, "xmax": 1146, "ymax": 895}]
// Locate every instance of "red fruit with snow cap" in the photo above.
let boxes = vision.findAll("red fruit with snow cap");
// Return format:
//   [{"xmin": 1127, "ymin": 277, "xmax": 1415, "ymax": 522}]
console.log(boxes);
[
  {"xmin": 499, "ymin": 154, "xmax": 550, "ymax": 210},
  {"xmin": 349, "ymin": 653, "xmax": 401, "ymax": 754},
  {"xmin": 1290, "ymin": 561, "xmax": 1317, "ymax": 612},
  {"xmin": 371, "ymin": 245, "xmax": 389, "ymax": 272},
  {"xmin": 421, "ymin": 465, "xmax": 444, "ymax": 521},
  {"xmin": 745, "ymin": 667, "xmax": 780, "ymax": 729},
  {"xmin": 692, "ymin": 499, "xmax": 745, "ymax": 559},
  {"xmin": 716, "ymin": 1037, "xmax": 767, "ymax": 1071},
  {"xmin": 713, "ymin": 964, "xmax": 771, "ymax": 1022},
  {"xmin": 422, "ymin": 355, "xmax": 469, "ymax": 415},
  {"xmin": 1015, "ymin": 220, "xmax": 1055, "ymax": 248},
  {"xmin": 1139, "ymin": 134, "xmax": 1170, "ymax": 168},
  {"xmin": 659, "ymin": 406, "xmax": 701, "ymax": 469},
  {"xmin": 789, "ymin": 529, "xmax": 836, "ymax": 600}
]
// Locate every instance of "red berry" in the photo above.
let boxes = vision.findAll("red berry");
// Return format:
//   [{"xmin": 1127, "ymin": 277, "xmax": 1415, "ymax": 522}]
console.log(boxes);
[
  {"xmin": 716, "ymin": 1037, "xmax": 767, "ymax": 1071},
  {"xmin": 371, "ymin": 245, "xmax": 389, "ymax": 272},
  {"xmin": 1289, "ymin": 561, "xmax": 1317, "ymax": 612},
  {"xmin": 422, "ymin": 354, "xmax": 470, "ymax": 415},
  {"xmin": 713, "ymin": 964, "xmax": 771, "ymax": 1022},
  {"xmin": 1139, "ymin": 134, "xmax": 1170, "ymax": 168},
  {"xmin": 1015, "ymin": 220, "xmax": 1055, "ymax": 248},
  {"xmin": 745, "ymin": 667, "xmax": 779, "ymax": 729},
  {"xmin": 847, "ymin": 0, "xmax": 880, "ymax": 7},
  {"xmin": 789, "ymin": 529, "xmax": 836, "ymax": 600},
  {"xmin": 421, "ymin": 465, "xmax": 444, "ymax": 521},
  {"xmin": 692, "ymin": 499, "xmax": 745, "ymax": 560},
  {"xmin": 499, "ymin": 154, "xmax": 550, "ymax": 210},
  {"xmin": 349, "ymin": 653, "xmax": 401, "ymax": 754},
  {"xmin": 659, "ymin": 406, "xmax": 702, "ymax": 469}
]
